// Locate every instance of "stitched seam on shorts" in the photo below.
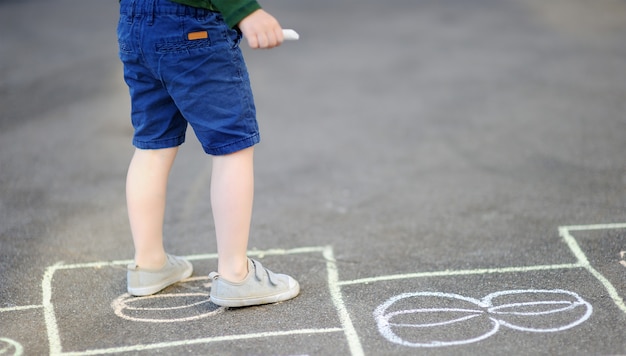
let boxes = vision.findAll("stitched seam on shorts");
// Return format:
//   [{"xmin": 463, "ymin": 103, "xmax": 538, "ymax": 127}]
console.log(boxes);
[
  {"xmin": 204, "ymin": 133, "xmax": 259, "ymax": 155},
  {"xmin": 133, "ymin": 135, "xmax": 186, "ymax": 149}
]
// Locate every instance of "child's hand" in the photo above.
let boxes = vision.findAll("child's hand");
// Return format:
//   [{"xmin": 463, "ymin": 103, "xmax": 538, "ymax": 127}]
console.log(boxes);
[{"xmin": 238, "ymin": 9, "xmax": 283, "ymax": 49}]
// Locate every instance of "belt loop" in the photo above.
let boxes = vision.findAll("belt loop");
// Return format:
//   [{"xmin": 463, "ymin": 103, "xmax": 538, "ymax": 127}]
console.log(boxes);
[
  {"xmin": 127, "ymin": 0, "xmax": 135, "ymax": 23},
  {"xmin": 178, "ymin": 1, "xmax": 185, "ymax": 17},
  {"xmin": 147, "ymin": 0, "xmax": 155, "ymax": 25}
]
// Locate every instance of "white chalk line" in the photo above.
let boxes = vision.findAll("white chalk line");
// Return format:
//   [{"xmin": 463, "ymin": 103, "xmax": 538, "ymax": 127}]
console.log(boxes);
[
  {"xmin": 489, "ymin": 301, "xmax": 579, "ymax": 316},
  {"xmin": 387, "ymin": 310, "xmax": 483, "ymax": 328},
  {"xmin": 338, "ymin": 263, "xmax": 582, "ymax": 286},
  {"xmin": 0, "ymin": 305, "xmax": 43, "ymax": 313},
  {"xmin": 559, "ymin": 223, "xmax": 626, "ymax": 232},
  {"xmin": 323, "ymin": 246, "xmax": 365, "ymax": 356},
  {"xmin": 559, "ymin": 226, "xmax": 626, "ymax": 314},
  {"xmin": 58, "ymin": 328, "xmax": 344, "ymax": 356},
  {"xmin": 43, "ymin": 262, "xmax": 64, "ymax": 356}
]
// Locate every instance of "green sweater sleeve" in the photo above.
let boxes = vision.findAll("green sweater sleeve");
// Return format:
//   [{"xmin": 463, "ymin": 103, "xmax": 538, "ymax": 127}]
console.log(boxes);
[
  {"xmin": 212, "ymin": 0, "xmax": 261, "ymax": 28},
  {"xmin": 170, "ymin": 0, "xmax": 261, "ymax": 28}
]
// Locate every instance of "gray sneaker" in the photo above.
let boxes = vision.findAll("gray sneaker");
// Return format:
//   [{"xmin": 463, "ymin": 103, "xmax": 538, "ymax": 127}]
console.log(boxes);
[
  {"xmin": 209, "ymin": 258, "xmax": 300, "ymax": 307},
  {"xmin": 127, "ymin": 254, "xmax": 193, "ymax": 296}
]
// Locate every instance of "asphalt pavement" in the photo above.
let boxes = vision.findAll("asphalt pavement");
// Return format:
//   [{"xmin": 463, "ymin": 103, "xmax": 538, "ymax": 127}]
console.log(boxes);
[{"xmin": 1, "ymin": 0, "xmax": 626, "ymax": 355}]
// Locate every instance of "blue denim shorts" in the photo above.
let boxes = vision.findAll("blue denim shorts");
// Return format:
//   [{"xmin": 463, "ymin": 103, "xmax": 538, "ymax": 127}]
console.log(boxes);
[{"xmin": 117, "ymin": 0, "xmax": 259, "ymax": 155}]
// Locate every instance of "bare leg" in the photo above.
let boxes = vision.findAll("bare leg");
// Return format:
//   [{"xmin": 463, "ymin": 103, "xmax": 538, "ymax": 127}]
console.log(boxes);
[
  {"xmin": 126, "ymin": 147, "xmax": 179, "ymax": 269},
  {"xmin": 211, "ymin": 146, "xmax": 255, "ymax": 282}
]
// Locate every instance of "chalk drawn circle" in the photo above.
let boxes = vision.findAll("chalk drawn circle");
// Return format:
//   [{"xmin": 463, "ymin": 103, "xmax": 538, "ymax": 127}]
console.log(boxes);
[
  {"xmin": 485, "ymin": 289, "xmax": 593, "ymax": 332},
  {"xmin": 374, "ymin": 289, "xmax": 592, "ymax": 348},
  {"xmin": 112, "ymin": 292, "xmax": 225, "ymax": 323},
  {"xmin": 0, "ymin": 338, "xmax": 24, "ymax": 356},
  {"xmin": 374, "ymin": 292, "xmax": 500, "ymax": 348}
]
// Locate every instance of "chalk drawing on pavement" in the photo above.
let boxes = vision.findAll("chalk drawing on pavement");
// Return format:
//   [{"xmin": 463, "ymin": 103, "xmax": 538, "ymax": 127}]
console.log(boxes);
[
  {"xmin": 112, "ymin": 293, "xmax": 224, "ymax": 323},
  {"xmin": 33, "ymin": 247, "xmax": 351, "ymax": 356},
  {"xmin": 111, "ymin": 276, "xmax": 226, "ymax": 323},
  {"xmin": 373, "ymin": 289, "xmax": 592, "ymax": 348},
  {"xmin": 0, "ymin": 338, "xmax": 24, "ymax": 356},
  {"xmin": 2, "ymin": 224, "xmax": 625, "ymax": 355}
]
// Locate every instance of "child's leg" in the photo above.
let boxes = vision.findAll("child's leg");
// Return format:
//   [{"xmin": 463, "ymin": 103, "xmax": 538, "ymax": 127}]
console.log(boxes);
[
  {"xmin": 211, "ymin": 146, "xmax": 255, "ymax": 282},
  {"xmin": 126, "ymin": 147, "xmax": 179, "ymax": 269},
  {"xmin": 208, "ymin": 148, "xmax": 301, "ymax": 307}
]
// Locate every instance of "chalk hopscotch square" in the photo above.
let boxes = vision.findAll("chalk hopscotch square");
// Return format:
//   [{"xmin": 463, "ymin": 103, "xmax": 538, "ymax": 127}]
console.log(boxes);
[
  {"xmin": 45, "ymin": 247, "xmax": 350, "ymax": 355},
  {"xmin": 339, "ymin": 269, "xmax": 599, "ymax": 353},
  {"xmin": 332, "ymin": 222, "xmax": 626, "ymax": 354}
]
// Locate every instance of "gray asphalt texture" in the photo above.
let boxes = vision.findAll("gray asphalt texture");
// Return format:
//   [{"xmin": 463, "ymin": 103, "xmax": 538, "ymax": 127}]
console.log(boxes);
[{"xmin": 1, "ymin": 0, "xmax": 626, "ymax": 355}]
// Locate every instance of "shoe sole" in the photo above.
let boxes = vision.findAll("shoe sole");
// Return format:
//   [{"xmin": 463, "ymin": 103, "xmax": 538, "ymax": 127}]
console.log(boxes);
[
  {"xmin": 210, "ymin": 282, "xmax": 300, "ymax": 307},
  {"xmin": 128, "ymin": 264, "xmax": 193, "ymax": 296}
]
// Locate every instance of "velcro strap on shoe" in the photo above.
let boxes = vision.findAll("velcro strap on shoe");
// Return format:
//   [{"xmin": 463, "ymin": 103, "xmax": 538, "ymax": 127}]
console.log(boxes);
[{"xmin": 250, "ymin": 259, "xmax": 279, "ymax": 286}]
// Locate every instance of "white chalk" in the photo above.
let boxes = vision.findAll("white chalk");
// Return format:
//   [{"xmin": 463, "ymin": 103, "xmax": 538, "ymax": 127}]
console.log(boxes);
[{"xmin": 282, "ymin": 29, "xmax": 299, "ymax": 41}]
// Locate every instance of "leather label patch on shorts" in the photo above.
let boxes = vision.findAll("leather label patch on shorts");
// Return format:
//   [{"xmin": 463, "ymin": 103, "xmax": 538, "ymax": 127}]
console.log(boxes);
[{"xmin": 188, "ymin": 31, "xmax": 208, "ymax": 40}]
